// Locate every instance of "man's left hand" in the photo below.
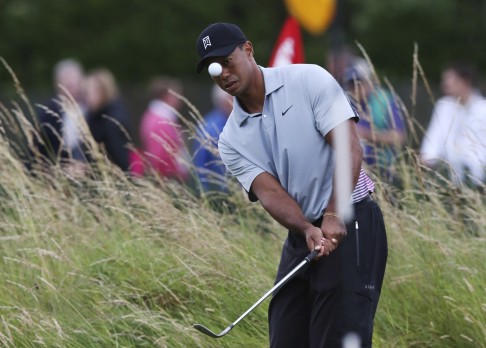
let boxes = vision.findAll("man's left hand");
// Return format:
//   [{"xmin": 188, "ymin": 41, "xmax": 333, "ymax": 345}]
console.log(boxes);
[{"xmin": 321, "ymin": 214, "xmax": 347, "ymax": 247}]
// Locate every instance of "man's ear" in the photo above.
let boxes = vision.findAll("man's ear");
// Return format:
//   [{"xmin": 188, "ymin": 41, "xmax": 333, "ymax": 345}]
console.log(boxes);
[{"xmin": 244, "ymin": 41, "xmax": 254, "ymax": 57}]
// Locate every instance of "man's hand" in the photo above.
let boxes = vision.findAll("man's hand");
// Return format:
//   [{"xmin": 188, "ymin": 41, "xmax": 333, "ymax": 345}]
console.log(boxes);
[
  {"xmin": 321, "ymin": 214, "xmax": 347, "ymax": 247},
  {"xmin": 304, "ymin": 225, "xmax": 336, "ymax": 259}
]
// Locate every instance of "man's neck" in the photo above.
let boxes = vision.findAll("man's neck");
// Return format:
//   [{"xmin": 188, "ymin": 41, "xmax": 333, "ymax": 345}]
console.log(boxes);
[
  {"xmin": 458, "ymin": 88, "xmax": 475, "ymax": 105},
  {"xmin": 238, "ymin": 66, "xmax": 265, "ymax": 114}
]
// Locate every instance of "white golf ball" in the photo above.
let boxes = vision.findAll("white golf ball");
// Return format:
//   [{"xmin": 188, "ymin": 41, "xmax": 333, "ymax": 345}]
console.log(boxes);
[{"xmin": 208, "ymin": 62, "xmax": 223, "ymax": 77}]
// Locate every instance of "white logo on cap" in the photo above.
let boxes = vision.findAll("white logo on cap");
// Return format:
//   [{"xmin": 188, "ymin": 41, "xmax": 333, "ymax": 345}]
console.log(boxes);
[{"xmin": 202, "ymin": 36, "xmax": 211, "ymax": 50}]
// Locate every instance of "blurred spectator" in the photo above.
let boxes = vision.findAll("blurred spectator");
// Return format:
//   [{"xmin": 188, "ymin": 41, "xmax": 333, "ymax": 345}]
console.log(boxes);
[
  {"xmin": 344, "ymin": 58, "xmax": 407, "ymax": 183},
  {"xmin": 139, "ymin": 77, "xmax": 189, "ymax": 182},
  {"xmin": 193, "ymin": 84, "xmax": 233, "ymax": 193},
  {"xmin": 35, "ymin": 58, "xmax": 86, "ymax": 165},
  {"xmin": 420, "ymin": 61, "xmax": 486, "ymax": 187},
  {"xmin": 83, "ymin": 68, "xmax": 131, "ymax": 172},
  {"xmin": 326, "ymin": 45, "xmax": 356, "ymax": 86}
]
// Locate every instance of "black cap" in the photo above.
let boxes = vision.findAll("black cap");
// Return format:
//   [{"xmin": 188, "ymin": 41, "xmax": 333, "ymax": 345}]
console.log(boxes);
[{"xmin": 196, "ymin": 23, "xmax": 247, "ymax": 73}]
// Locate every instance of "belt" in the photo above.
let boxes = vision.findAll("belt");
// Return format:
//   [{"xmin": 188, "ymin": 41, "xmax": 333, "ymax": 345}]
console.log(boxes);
[
  {"xmin": 313, "ymin": 194, "xmax": 373, "ymax": 226},
  {"xmin": 354, "ymin": 193, "xmax": 373, "ymax": 207}
]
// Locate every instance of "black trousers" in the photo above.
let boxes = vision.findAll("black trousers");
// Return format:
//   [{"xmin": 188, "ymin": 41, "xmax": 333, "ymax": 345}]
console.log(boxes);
[{"xmin": 268, "ymin": 197, "xmax": 388, "ymax": 348}]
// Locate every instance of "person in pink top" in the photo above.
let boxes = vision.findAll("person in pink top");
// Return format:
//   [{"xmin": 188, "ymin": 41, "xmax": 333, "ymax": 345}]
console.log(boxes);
[{"xmin": 139, "ymin": 77, "xmax": 189, "ymax": 182}]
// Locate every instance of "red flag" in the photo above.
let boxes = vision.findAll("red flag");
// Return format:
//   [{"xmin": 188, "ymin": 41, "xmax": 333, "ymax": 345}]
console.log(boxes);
[{"xmin": 268, "ymin": 17, "xmax": 305, "ymax": 67}]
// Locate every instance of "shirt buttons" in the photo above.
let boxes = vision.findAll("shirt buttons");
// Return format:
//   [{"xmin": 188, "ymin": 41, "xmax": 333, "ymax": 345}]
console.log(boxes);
[{"xmin": 263, "ymin": 114, "xmax": 267, "ymax": 118}]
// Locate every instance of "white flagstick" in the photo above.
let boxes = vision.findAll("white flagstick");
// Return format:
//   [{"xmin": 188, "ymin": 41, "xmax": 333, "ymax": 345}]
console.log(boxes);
[{"xmin": 333, "ymin": 122, "xmax": 354, "ymax": 223}]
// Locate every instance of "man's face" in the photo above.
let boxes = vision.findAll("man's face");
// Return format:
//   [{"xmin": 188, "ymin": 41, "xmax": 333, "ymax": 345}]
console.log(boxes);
[
  {"xmin": 207, "ymin": 42, "xmax": 253, "ymax": 97},
  {"xmin": 345, "ymin": 78, "xmax": 372, "ymax": 102},
  {"xmin": 441, "ymin": 69, "xmax": 469, "ymax": 98},
  {"xmin": 57, "ymin": 67, "xmax": 83, "ymax": 100}
]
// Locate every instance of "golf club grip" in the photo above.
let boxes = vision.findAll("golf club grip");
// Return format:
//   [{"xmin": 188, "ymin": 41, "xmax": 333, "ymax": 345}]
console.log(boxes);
[{"xmin": 305, "ymin": 249, "xmax": 319, "ymax": 262}]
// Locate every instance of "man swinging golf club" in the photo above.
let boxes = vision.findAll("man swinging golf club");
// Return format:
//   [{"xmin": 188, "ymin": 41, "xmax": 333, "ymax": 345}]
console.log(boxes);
[{"xmin": 195, "ymin": 22, "xmax": 388, "ymax": 347}]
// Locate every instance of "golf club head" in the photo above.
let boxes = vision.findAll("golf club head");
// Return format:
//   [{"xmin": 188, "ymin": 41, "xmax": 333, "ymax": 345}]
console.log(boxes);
[{"xmin": 193, "ymin": 323, "xmax": 234, "ymax": 338}]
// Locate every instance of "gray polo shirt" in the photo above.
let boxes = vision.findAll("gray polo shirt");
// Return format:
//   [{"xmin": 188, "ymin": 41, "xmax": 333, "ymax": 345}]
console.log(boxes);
[{"xmin": 218, "ymin": 64, "xmax": 357, "ymax": 221}]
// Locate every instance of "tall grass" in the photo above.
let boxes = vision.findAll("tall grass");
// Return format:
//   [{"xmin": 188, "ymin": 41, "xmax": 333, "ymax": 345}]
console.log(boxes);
[{"xmin": 0, "ymin": 60, "xmax": 485, "ymax": 348}]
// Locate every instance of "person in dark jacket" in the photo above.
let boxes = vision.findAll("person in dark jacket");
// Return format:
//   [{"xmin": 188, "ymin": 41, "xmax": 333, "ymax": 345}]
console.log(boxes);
[
  {"xmin": 35, "ymin": 58, "xmax": 87, "ymax": 166},
  {"xmin": 83, "ymin": 68, "xmax": 131, "ymax": 172}
]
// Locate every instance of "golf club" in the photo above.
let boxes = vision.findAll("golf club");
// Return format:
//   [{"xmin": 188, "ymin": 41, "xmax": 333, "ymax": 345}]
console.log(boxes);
[{"xmin": 193, "ymin": 249, "xmax": 319, "ymax": 338}]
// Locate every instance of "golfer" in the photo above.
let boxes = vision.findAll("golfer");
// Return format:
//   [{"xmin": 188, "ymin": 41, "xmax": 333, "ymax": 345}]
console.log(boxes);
[{"xmin": 196, "ymin": 22, "xmax": 388, "ymax": 348}]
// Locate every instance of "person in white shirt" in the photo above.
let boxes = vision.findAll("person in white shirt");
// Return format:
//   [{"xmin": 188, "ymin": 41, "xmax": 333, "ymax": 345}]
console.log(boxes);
[{"xmin": 420, "ymin": 61, "xmax": 486, "ymax": 187}]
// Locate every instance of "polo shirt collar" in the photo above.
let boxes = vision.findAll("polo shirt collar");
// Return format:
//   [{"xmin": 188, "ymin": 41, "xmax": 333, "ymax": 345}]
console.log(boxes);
[
  {"xmin": 233, "ymin": 66, "xmax": 284, "ymax": 126},
  {"xmin": 261, "ymin": 66, "xmax": 284, "ymax": 96}
]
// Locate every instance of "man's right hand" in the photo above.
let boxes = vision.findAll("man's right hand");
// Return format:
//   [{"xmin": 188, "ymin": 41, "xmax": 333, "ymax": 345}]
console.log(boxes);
[{"xmin": 304, "ymin": 226, "xmax": 336, "ymax": 259}]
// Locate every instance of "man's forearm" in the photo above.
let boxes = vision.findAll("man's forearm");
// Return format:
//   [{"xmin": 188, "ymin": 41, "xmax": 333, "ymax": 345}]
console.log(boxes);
[{"xmin": 250, "ymin": 172, "xmax": 314, "ymax": 236}]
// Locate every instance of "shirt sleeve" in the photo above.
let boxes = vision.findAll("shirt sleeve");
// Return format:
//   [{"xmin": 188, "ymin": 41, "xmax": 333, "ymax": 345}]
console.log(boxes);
[
  {"xmin": 218, "ymin": 135, "xmax": 264, "ymax": 201},
  {"xmin": 420, "ymin": 101, "xmax": 446, "ymax": 162},
  {"xmin": 388, "ymin": 92, "xmax": 406, "ymax": 133},
  {"xmin": 304, "ymin": 65, "xmax": 358, "ymax": 137}
]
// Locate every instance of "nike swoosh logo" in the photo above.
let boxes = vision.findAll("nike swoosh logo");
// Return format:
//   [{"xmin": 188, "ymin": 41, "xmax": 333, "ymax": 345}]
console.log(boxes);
[{"xmin": 282, "ymin": 105, "xmax": 293, "ymax": 116}]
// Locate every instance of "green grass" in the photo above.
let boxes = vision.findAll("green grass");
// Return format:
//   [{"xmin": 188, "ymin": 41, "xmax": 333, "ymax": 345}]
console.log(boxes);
[
  {"xmin": 0, "ymin": 158, "xmax": 280, "ymax": 347},
  {"xmin": 0, "ymin": 63, "xmax": 485, "ymax": 347},
  {"xmin": 372, "ymin": 181, "xmax": 486, "ymax": 347}
]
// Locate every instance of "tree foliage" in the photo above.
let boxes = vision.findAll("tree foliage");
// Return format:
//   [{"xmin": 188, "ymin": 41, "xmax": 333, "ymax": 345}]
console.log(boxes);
[
  {"xmin": 0, "ymin": 0, "xmax": 286, "ymax": 90},
  {"xmin": 346, "ymin": 0, "xmax": 486, "ymax": 80},
  {"xmin": 1, "ymin": 0, "xmax": 485, "ymax": 91}
]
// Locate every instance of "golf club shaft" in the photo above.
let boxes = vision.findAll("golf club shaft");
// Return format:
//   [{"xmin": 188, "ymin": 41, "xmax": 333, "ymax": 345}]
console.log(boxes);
[
  {"xmin": 193, "ymin": 249, "xmax": 319, "ymax": 338},
  {"xmin": 228, "ymin": 249, "xmax": 319, "ymax": 328}
]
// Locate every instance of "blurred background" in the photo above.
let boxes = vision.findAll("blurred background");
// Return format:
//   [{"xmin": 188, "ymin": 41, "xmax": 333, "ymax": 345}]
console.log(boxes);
[{"xmin": 1, "ymin": 0, "xmax": 485, "ymax": 147}]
